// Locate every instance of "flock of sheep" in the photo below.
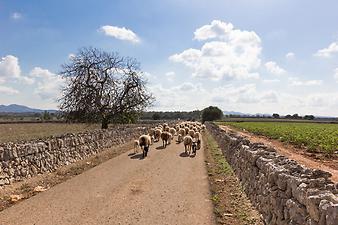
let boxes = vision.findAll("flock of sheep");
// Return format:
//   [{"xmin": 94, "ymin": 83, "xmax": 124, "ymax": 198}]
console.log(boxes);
[{"xmin": 135, "ymin": 121, "xmax": 206, "ymax": 158}]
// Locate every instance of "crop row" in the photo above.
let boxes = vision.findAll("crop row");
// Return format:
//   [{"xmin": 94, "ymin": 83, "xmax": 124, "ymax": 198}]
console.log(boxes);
[{"xmin": 218, "ymin": 122, "xmax": 338, "ymax": 154}]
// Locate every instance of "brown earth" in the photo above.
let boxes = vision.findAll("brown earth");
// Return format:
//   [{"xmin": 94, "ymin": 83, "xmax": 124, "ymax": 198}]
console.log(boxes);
[
  {"xmin": 219, "ymin": 125, "xmax": 338, "ymax": 183},
  {"xmin": 0, "ymin": 136, "xmax": 215, "ymax": 225}
]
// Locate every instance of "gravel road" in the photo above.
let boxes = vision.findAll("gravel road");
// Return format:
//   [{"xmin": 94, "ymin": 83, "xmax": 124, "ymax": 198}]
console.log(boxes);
[{"xmin": 0, "ymin": 138, "xmax": 215, "ymax": 225}]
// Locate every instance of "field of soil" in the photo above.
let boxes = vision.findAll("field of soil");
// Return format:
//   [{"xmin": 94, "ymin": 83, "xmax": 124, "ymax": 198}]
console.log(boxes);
[
  {"xmin": 0, "ymin": 123, "xmax": 100, "ymax": 143},
  {"xmin": 219, "ymin": 125, "xmax": 338, "ymax": 183}
]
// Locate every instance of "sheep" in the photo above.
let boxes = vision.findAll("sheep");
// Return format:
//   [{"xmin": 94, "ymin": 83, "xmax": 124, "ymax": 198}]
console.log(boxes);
[
  {"xmin": 160, "ymin": 131, "xmax": 171, "ymax": 148},
  {"xmin": 175, "ymin": 126, "xmax": 180, "ymax": 132},
  {"xmin": 134, "ymin": 140, "xmax": 140, "ymax": 153},
  {"xmin": 168, "ymin": 133, "xmax": 172, "ymax": 144},
  {"xmin": 184, "ymin": 127, "xmax": 189, "ymax": 135},
  {"xmin": 177, "ymin": 134, "xmax": 183, "ymax": 143},
  {"xmin": 183, "ymin": 136, "xmax": 193, "ymax": 155},
  {"xmin": 194, "ymin": 132, "xmax": 200, "ymax": 140},
  {"xmin": 188, "ymin": 130, "xmax": 195, "ymax": 138},
  {"xmin": 178, "ymin": 128, "xmax": 186, "ymax": 136},
  {"xmin": 149, "ymin": 128, "xmax": 155, "ymax": 137},
  {"xmin": 201, "ymin": 125, "xmax": 206, "ymax": 131},
  {"xmin": 169, "ymin": 128, "xmax": 176, "ymax": 138},
  {"xmin": 164, "ymin": 126, "xmax": 170, "ymax": 132},
  {"xmin": 154, "ymin": 129, "xmax": 162, "ymax": 142},
  {"xmin": 139, "ymin": 135, "xmax": 151, "ymax": 158}
]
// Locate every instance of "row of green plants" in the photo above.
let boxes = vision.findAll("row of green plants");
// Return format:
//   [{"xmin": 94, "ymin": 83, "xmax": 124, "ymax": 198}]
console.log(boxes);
[{"xmin": 218, "ymin": 122, "xmax": 338, "ymax": 154}]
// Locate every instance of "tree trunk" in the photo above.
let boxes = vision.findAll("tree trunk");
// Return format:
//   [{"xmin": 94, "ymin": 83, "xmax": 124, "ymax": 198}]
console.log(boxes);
[{"xmin": 101, "ymin": 118, "xmax": 109, "ymax": 129}]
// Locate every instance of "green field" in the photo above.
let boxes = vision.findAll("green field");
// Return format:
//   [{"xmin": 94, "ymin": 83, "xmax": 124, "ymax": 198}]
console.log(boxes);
[{"xmin": 217, "ymin": 122, "xmax": 338, "ymax": 154}]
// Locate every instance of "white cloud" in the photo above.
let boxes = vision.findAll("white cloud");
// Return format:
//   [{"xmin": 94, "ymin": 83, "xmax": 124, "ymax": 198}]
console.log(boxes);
[
  {"xmin": 30, "ymin": 67, "xmax": 64, "ymax": 99},
  {"xmin": 0, "ymin": 55, "xmax": 35, "ymax": 85},
  {"xmin": 263, "ymin": 79, "xmax": 280, "ymax": 83},
  {"xmin": 286, "ymin": 52, "xmax": 295, "ymax": 59},
  {"xmin": 334, "ymin": 68, "xmax": 338, "ymax": 83},
  {"xmin": 314, "ymin": 42, "xmax": 338, "ymax": 58},
  {"xmin": 194, "ymin": 20, "xmax": 234, "ymax": 41},
  {"xmin": 0, "ymin": 86, "xmax": 19, "ymax": 95},
  {"xmin": 11, "ymin": 12, "xmax": 22, "ymax": 20},
  {"xmin": 170, "ymin": 20, "xmax": 262, "ymax": 81},
  {"xmin": 99, "ymin": 25, "xmax": 140, "ymax": 43},
  {"xmin": 288, "ymin": 77, "xmax": 322, "ymax": 86},
  {"xmin": 0, "ymin": 55, "xmax": 21, "ymax": 79},
  {"xmin": 265, "ymin": 61, "xmax": 286, "ymax": 75},
  {"xmin": 68, "ymin": 53, "xmax": 76, "ymax": 60},
  {"xmin": 165, "ymin": 71, "xmax": 175, "ymax": 81}
]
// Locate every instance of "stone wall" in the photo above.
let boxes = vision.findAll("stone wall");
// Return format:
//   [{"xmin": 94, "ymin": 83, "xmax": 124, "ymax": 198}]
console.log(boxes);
[
  {"xmin": 206, "ymin": 122, "xmax": 338, "ymax": 225},
  {"xmin": 0, "ymin": 124, "xmax": 155, "ymax": 186}
]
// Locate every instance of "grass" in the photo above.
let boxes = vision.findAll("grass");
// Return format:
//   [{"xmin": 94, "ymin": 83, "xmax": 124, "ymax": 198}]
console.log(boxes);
[
  {"xmin": 0, "ymin": 123, "xmax": 101, "ymax": 143},
  {"xmin": 203, "ymin": 131, "xmax": 262, "ymax": 225},
  {"xmin": 217, "ymin": 121, "xmax": 338, "ymax": 154}
]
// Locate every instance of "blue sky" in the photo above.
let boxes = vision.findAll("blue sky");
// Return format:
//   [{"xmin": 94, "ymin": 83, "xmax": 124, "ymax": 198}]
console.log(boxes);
[{"xmin": 1, "ymin": 0, "xmax": 338, "ymax": 116}]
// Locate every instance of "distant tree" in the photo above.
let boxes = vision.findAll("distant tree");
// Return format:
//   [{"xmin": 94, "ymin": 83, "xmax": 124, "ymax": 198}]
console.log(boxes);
[
  {"xmin": 304, "ymin": 115, "xmax": 315, "ymax": 120},
  {"xmin": 59, "ymin": 47, "xmax": 154, "ymax": 129},
  {"xmin": 272, "ymin": 113, "xmax": 280, "ymax": 119},
  {"xmin": 201, "ymin": 106, "xmax": 223, "ymax": 122},
  {"xmin": 292, "ymin": 114, "xmax": 300, "ymax": 119},
  {"xmin": 152, "ymin": 113, "xmax": 161, "ymax": 120},
  {"xmin": 42, "ymin": 111, "xmax": 51, "ymax": 121},
  {"xmin": 285, "ymin": 114, "xmax": 292, "ymax": 119}
]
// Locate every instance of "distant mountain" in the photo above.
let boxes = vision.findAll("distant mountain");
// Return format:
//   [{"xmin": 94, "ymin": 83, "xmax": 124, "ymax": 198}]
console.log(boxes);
[
  {"xmin": 223, "ymin": 111, "xmax": 272, "ymax": 117},
  {"xmin": 0, "ymin": 104, "xmax": 57, "ymax": 113},
  {"xmin": 223, "ymin": 111, "xmax": 249, "ymax": 116}
]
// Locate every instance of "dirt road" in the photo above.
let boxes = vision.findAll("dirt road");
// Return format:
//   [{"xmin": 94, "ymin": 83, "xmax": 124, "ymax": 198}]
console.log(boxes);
[{"xmin": 0, "ymin": 138, "xmax": 215, "ymax": 225}]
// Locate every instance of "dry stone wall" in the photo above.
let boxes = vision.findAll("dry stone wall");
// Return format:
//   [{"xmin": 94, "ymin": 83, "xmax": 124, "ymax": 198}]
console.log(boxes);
[
  {"xmin": 206, "ymin": 122, "xmax": 338, "ymax": 225},
  {"xmin": 0, "ymin": 124, "xmax": 155, "ymax": 186}
]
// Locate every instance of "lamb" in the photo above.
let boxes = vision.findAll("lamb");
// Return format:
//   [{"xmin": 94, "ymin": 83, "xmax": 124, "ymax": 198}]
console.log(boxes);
[
  {"xmin": 188, "ymin": 130, "xmax": 195, "ymax": 138},
  {"xmin": 139, "ymin": 135, "xmax": 151, "ymax": 158},
  {"xmin": 154, "ymin": 129, "xmax": 162, "ymax": 142},
  {"xmin": 183, "ymin": 135, "xmax": 193, "ymax": 155},
  {"xmin": 168, "ymin": 133, "xmax": 172, "ymax": 144},
  {"xmin": 169, "ymin": 128, "xmax": 176, "ymax": 138},
  {"xmin": 177, "ymin": 134, "xmax": 183, "ymax": 143},
  {"xmin": 160, "ymin": 131, "xmax": 171, "ymax": 148},
  {"xmin": 134, "ymin": 140, "xmax": 140, "ymax": 153},
  {"xmin": 184, "ymin": 127, "xmax": 189, "ymax": 135},
  {"xmin": 193, "ymin": 132, "xmax": 200, "ymax": 140},
  {"xmin": 179, "ymin": 128, "xmax": 186, "ymax": 136}
]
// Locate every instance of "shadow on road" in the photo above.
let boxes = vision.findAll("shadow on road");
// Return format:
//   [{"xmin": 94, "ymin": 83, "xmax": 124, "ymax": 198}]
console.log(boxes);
[
  {"xmin": 179, "ymin": 152, "xmax": 189, "ymax": 157},
  {"xmin": 130, "ymin": 153, "xmax": 144, "ymax": 160},
  {"xmin": 189, "ymin": 153, "xmax": 196, "ymax": 158},
  {"xmin": 156, "ymin": 146, "xmax": 165, "ymax": 150}
]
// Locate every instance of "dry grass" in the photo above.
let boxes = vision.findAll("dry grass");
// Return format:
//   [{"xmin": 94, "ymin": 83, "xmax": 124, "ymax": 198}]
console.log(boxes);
[
  {"xmin": 0, "ymin": 123, "xmax": 101, "ymax": 143},
  {"xmin": 203, "ymin": 130, "xmax": 262, "ymax": 225}
]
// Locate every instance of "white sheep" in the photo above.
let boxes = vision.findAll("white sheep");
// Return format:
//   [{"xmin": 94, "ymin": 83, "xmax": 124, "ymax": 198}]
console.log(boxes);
[
  {"xmin": 154, "ymin": 129, "xmax": 162, "ymax": 142},
  {"xmin": 183, "ymin": 135, "xmax": 193, "ymax": 155},
  {"xmin": 194, "ymin": 132, "xmax": 200, "ymax": 140},
  {"xmin": 134, "ymin": 140, "xmax": 140, "ymax": 153},
  {"xmin": 188, "ymin": 129, "xmax": 195, "ymax": 138},
  {"xmin": 177, "ymin": 134, "xmax": 183, "ymax": 143},
  {"xmin": 169, "ymin": 128, "xmax": 176, "ymax": 138},
  {"xmin": 160, "ymin": 131, "xmax": 171, "ymax": 148},
  {"xmin": 139, "ymin": 135, "xmax": 151, "ymax": 158}
]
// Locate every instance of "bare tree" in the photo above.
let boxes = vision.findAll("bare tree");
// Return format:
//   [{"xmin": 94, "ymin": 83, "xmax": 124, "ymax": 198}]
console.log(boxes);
[{"xmin": 59, "ymin": 47, "xmax": 154, "ymax": 129}]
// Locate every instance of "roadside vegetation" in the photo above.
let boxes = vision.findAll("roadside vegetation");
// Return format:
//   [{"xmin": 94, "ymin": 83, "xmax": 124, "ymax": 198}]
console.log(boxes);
[
  {"xmin": 203, "ymin": 130, "xmax": 262, "ymax": 225},
  {"xmin": 218, "ymin": 122, "xmax": 338, "ymax": 154}
]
